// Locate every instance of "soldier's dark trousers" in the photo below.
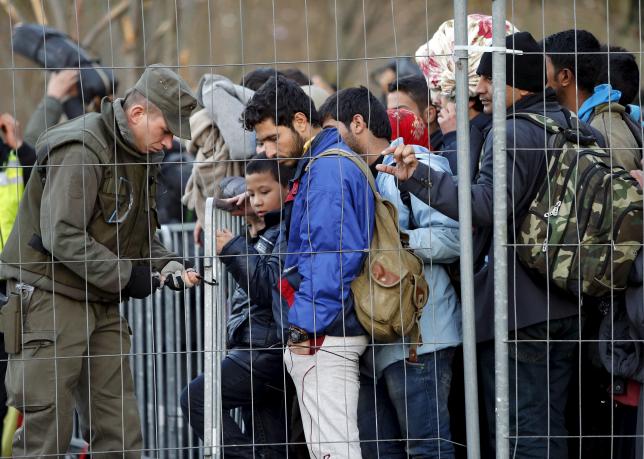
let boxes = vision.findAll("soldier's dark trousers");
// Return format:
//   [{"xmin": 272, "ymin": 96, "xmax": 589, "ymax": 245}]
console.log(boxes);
[{"xmin": 4, "ymin": 282, "xmax": 142, "ymax": 458}]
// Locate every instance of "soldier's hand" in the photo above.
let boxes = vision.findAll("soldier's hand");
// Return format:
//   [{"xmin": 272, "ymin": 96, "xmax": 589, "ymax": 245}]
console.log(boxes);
[
  {"xmin": 164, "ymin": 269, "xmax": 201, "ymax": 291},
  {"xmin": 123, "ymin": 265, "xmax": 161, "ymax": 299},
  {"xmin": 376, "ymin": 144, "xmax": 419, "ymax": 182},
  {"xmin": 184, "ymin": 269, "xmax": 201, "ymax": 287},
  {"xmin": 161, "ymin": 261, "xmax": 200, "ymax": 291}
]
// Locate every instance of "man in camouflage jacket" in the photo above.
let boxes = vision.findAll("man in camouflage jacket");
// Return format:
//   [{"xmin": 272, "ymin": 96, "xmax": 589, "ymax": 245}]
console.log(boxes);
[{"xmin": 378, "ymin": 32, "xmax": 592, "ymax": 459}]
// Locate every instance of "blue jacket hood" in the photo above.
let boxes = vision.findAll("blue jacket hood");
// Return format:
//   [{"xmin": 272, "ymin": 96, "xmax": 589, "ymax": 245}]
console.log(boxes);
[{"xmin": 578, "ymin": 83, "xmax": 622, "ymax": 123}]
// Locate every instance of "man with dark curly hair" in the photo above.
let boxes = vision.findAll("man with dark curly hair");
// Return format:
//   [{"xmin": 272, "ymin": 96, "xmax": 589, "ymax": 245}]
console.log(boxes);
[{"xmin": 242, "ymin": 75, "xmax": 374, "ymax": 459}]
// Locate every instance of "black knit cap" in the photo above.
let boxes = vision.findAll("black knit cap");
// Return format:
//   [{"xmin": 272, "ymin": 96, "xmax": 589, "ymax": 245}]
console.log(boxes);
[{"xmin": 477, "ymin": 31, "xmax": 545, "ymax": 93}]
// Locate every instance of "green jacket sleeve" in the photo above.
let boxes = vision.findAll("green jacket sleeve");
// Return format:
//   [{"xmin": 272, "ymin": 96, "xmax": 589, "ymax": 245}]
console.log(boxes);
[
  {"xmin": 24, "ymin": 96, "xmax": 64, "ymax": 147},
  {"xmin": 150, "ymin": 233, "xmax": 179, "ymax": 271},
  {"xmin": 39, "ymin": 145, "xmax": 132, "ymax": 293}
]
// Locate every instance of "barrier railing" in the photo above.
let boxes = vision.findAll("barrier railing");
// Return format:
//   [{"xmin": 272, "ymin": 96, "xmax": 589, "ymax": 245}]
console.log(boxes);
[
  {"xmin": 202, "ymin": 198, "xmax": 245, "ymax": 459},
  {"xmin": 121, "ymin": 221, "xmax": 202, "ymax": 459}
]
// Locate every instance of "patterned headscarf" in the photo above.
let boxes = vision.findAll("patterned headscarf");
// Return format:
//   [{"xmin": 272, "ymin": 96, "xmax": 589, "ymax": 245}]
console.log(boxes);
[
  {"xmin": 415, "ymin": 14, "xmax": 519, "ymax": 104},
  {"xmin": 387, "ymin": 108, "xmax": 429, "ymax": 148}
]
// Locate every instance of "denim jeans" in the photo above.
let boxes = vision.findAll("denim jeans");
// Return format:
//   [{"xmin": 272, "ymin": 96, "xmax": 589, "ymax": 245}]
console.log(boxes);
[
  {"xmin": 180, "ymin": 351, "xmax": 287, "ymax": 459},
  {"xmin": 358, "ymin": 347, "xmax": 456, "ymax": 459},
  {"xmin": 479, "ymin": 316, "xmax": 580, "ymax": 459}
]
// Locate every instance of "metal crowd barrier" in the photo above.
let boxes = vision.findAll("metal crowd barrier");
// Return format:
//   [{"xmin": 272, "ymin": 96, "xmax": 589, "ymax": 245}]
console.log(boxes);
[
  {"xmin": 203, "ymin": 198, "xmax": 245, "ymax": 459},
  {"xmin": 120, "ymin": 221, "xmax": 203, "ymax": 459},
  {"xmin": 64, "ymin": 214, "xmax": 244, "ymax": 458}
]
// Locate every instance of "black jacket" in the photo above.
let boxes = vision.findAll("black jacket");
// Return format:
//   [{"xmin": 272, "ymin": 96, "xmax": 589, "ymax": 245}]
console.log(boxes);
[
  {"xmin": 0, "ymin": 140, "xmax": 36, "ymax": 184},
  {"xmin": 601, "ymin": 250, "xmax": 644, "ymax": 383},
  {"xmin": 220, "ymin": 211, "xmax": 284, "ymax": 350},
  {"xmin": 398, "ymin": 90, "xmax": 583, "ymax": 341},
  {"xmin": 430, "ymin": 129, "xmax": 444, "ymax": 152},
  {"xmin": 440, "ymin": 112, "xmax": 492, "ymax": 179}
]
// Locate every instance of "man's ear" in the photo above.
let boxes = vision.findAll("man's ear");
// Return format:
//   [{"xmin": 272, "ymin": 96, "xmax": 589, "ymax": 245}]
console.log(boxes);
[
  {"xmin": 292, "ymin": 112, "xmax": 309, "ymax": 135},
  {"xmin": 351, "ymin": 114, "xmax": 366, "ymax": 134},
  {"xmin": 127, "ymin": 104, "xmax": 145, "ymax": 125},
  {"xmin": 424, "ymin": 105, "xmax": 437, "ymax": 125},
  {"xmin": 558, "ymin": 68, "xmax": 574, "ymax": 88}
]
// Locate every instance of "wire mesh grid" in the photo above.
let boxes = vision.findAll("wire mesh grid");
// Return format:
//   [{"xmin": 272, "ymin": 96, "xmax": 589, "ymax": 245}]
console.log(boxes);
[{"xmin": 0, "ymin": 1, "xmax": 642, "ymax": 458}]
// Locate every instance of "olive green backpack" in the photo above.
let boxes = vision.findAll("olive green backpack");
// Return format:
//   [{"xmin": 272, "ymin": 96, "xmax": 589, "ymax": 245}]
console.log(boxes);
[
  {"xmin": 306, "ymin": 150, "xmax": 429, "ymax": 361},
  {"xmin": 515, "ymin": 113, "xmax": 643, "ymax": 298}
]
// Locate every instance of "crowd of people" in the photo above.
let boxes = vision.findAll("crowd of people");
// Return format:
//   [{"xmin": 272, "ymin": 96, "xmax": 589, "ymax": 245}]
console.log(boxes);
[{"xmin": 0, "ymin": 12, "xmax": 643, "ymax": 459}]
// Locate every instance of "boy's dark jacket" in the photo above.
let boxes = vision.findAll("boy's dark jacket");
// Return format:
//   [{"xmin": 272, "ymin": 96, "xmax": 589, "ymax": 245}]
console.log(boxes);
[{"xmin": 220, "ymin": 210, "xmax": 285, "ymax": 349}]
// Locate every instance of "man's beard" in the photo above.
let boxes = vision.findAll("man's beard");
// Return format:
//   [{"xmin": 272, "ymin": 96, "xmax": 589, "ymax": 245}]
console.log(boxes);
[
  {"xmin": 279, "ymin": 127, "xmax": 306, "ymax": 167},
  {"xmin": 293, "ymin": 128, "xmax": 306, "ymax": 156},
  {"xmin": 344, "ymin": 131, "xmax": 360, "ymax": 154}
]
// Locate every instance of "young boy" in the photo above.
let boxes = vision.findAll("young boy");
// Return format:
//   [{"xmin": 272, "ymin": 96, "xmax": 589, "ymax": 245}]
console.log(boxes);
[{"xmin": 180, "ymin": 154, "xmax": 294, "ymax": 458}]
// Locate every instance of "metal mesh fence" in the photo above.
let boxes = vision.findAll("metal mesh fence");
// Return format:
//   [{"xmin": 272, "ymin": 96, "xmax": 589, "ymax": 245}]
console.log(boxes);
[{"xmin": 0, "ymin": 1, "xmax": 643, "ymax": 458}]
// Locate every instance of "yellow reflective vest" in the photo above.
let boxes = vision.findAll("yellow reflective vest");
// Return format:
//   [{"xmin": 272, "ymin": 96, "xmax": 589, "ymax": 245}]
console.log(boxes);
[{"xmin": 0, "ymin": 151, "xmax": 23, "ymax": 250}]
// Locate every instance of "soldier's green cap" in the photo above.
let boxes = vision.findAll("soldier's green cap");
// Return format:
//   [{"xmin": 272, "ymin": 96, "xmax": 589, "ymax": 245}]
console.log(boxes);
[{"xmin": 131, "ymin": 64, "xmax": 199, "ymax": 140}]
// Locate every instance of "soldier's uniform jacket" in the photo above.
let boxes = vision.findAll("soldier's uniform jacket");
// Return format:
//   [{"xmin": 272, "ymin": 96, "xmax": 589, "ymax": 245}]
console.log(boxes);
[{"xmin": 0, "ymin": 97, "xmax": 176, "ymax": 303}]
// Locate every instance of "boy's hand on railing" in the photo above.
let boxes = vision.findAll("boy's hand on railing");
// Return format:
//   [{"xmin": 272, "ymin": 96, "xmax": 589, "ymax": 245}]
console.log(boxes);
[
  {"xmin": 216, "ymin": 229, "xmax": 234, "ymax": 255},
  {"xmin": 217, "ymin": 192, "xmax": 251, "ymax": 217}
]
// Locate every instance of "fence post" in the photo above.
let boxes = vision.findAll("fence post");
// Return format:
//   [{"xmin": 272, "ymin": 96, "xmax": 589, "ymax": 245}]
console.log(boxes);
[
  {"xmin": 453, "ymin": 2, "xmax": 482, "ymax": 458},
  {"xmin": 492, "ymin": 1, "xmax": 510, "ymax": 458},
  {"xmin": 203, "ymin": 197, "xmax": 221, "ymax": 458}
]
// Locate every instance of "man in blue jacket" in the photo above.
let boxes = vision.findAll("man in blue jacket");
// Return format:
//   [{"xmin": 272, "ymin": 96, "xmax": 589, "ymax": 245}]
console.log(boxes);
[
  {"xmin": 242, "ymin": 75, "xmax": 375, "ymax": 459},
  {"xmin": 319, "ymin": 87, "xmax": 462, "ymax": 458}
]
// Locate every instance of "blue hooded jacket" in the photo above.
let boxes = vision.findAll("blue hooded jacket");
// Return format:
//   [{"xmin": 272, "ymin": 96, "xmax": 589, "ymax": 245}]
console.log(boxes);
[{"xmin": 277, "ymin": 127, "xmax": 375, "ymax": 337}]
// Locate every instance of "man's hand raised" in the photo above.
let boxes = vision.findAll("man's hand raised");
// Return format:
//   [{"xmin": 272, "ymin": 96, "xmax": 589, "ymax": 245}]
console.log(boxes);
[{"xmin": 375, "ymin": 144, "xmax": 419, "ymax": 182}]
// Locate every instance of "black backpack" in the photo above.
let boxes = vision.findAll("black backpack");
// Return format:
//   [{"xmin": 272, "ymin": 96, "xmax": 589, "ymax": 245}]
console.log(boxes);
[{"xmin": 12, "ymin": 24, "xmax": 118, "ymax": 119}]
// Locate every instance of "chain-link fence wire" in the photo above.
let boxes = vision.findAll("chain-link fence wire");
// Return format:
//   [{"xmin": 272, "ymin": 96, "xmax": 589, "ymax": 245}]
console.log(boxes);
[{"xmin": 0, "ymin": 0, "xmax": 643, "ymax": 458}]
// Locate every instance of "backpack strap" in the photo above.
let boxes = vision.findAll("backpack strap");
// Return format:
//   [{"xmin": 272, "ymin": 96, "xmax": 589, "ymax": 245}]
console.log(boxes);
[
  {"xmin": 618, "ymin": 110, "xmax": 644, "ymax": 149},
  {"xmin": 305, "ymin": 148, "xmax": 383, "ymax": 200},
  {"xmin": 511, "ymin": 113, "xmax": 562, "ymax": 134},
  {"xmin": 306, "ymin": 148, "xmax": 423, "ymax": 361},
  {"xmin": 513, "ymin": 112, "xmax": 598, "ymax": 147},
  {"xmin": 593, "ymin": 102, "xmax": 643, "ymax": 148}
]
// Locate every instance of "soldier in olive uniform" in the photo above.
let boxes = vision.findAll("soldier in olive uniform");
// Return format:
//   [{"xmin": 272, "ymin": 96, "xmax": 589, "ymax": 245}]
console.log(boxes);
[{"xmin": 0, "ymin": 64, "xmax": 199, "ymax": 457}]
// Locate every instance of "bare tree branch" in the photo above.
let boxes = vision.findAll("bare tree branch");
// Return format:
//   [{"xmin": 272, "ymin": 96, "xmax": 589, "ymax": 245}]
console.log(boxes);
[
  {"xmin": 81, "ymin": 0, "xmax": 130, "ymax": 48},
  {"xmin": 46, "ymin": 0, "xmax": 68, "ymax": 30},
  {"xmin": 0, "ymin": 0, "xmax": 23, "ymax": 24},
  {"xmin": 29, "ymin": 0, "xmax": 47, "ymax": 25}
]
